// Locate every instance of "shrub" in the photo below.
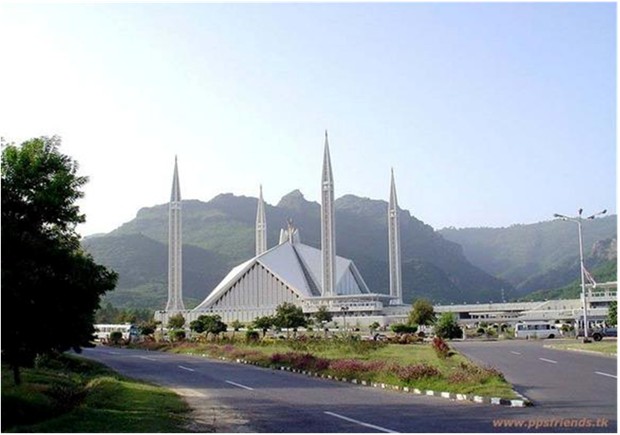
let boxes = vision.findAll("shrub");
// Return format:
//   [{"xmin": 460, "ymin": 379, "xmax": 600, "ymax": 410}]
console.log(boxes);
[
  {"xmin": 328, "ymin": 359, "xmax": 387, "ymax": 379},
  {"xmin": 434, "ymin": 312, "xmax": 463, "ymax": 339},
  {"xmin": 393, "ymin": 363, "xmax": 441, "ymax": 383},
  {"xmin": 432, "ymin": 336, "xmax": 450, "ymax": 359},
  {"xmin": 269, "ymin": 352, "xmax": 329, "ymax": 372},
  {"xmin": 448, "ymin": 362, "xmax": 505, "ymax": 384},
  {"xmin": 169, "ymin": 330, "xmax": 186, "ymax": 342},
  {"xmin": 245, "ymin": 330, "xmax": 260, "ymax": 343},
  {"xmin": 109, "ymin": 331, "xmax": 124, "ymax": 345}
]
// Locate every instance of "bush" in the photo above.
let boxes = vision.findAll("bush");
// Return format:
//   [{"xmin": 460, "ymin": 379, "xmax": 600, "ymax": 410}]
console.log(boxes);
[
  {"xmin": 269, "ymin": 352, "xmax": 329, "ymax": 372},
  {"xmin": 432, "ymin": 336, "xmax": 450, "ymax": 359},
  {"xmin": 434, "ymin": 312, "xmax": 463, "ymax": 339},
  {"xmin": 448, "ymin": 362, "xmax": 505, "ymax": 384},
  {"xmin": 328, "ymin": 359, "xmax": 386, "ymax": 379},
  {"xmin": 393, "ymin": 363, "xmax": 441, "ymax": 383},
  {"xmin": 109, "ymin": 331, "xmax": 124, "ymax": 345},
  {"xmin": 169, "ymin": 330, "xmax": 185, "ymax": 342},
  {"xmin": 245, "ymin": 330, "xmax": 260, "ymax": 343}
]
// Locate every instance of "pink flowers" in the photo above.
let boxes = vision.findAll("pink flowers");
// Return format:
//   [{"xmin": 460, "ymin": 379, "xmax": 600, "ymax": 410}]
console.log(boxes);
[
  {"xmin": 327, "ymin": 359, "xmax": 388, "ymax": 380},
  {"xmin": 393, "ymin": 363, "xmax": 441, "ymax": 382}
]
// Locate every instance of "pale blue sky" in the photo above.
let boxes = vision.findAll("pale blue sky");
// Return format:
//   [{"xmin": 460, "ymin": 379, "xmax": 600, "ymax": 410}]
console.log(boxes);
[{"xmin": 0, "ymin": 2, "xmax": 616, "ymax": 235}]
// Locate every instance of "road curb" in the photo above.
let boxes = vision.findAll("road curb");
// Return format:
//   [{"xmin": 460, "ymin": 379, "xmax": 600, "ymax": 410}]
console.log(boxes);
[{"xmin": 226, "ymin": 357, "xmax": 532, "ymax": 408}]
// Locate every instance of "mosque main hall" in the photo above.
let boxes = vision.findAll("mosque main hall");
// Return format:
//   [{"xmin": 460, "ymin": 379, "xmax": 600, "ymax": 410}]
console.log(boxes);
[{"xmin": 155, "ymin": 132, "xmax": 408, "ymax": 326}]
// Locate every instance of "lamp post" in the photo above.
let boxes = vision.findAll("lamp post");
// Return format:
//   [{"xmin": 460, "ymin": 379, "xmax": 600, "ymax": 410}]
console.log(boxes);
[{"xmin": 553, "ymin": 209, "xmax": 606, "ymax": 342}]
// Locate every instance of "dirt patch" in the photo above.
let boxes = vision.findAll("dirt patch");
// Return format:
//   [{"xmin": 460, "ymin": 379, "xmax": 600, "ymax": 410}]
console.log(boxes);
[{"xmin": 171, "ymin": 387, "xmax": 255, "ymax": 433}]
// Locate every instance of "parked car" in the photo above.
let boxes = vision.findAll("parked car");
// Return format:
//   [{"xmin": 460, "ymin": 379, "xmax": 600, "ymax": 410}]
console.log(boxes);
[{"xmin": 592, "ymin": 327, "xmax": 617, "ymax": 342}]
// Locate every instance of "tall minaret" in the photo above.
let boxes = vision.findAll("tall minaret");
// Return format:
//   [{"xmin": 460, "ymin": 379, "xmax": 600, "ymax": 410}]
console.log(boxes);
[
  {"xmin": 321, "ymin": 131, "xmax": 336, "ymax": 297},
  {"xmin": 255, "ymin": 185, "xmax": 267, "ymax": 256},
  {"xmin": 166, "ymin": 156, "xmax": 185, "ymax": 311},
  {"xmin": 388, "ymin": 168, "xmax": 403, "ymax": 305}
]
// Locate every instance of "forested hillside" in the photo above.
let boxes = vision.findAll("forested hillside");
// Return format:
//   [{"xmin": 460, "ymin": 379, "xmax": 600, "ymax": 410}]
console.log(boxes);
[
  {"xmin": 440, "ymin": 216, "xmax": 616, "ymax": 294},
  {"xmin": 84, "ymin": 190, "xmax": 513, "ymax": 310}
]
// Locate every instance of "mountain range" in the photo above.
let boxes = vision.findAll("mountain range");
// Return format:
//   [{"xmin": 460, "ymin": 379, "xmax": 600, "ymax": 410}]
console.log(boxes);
[
  {"xmin": 83, "ymin": 191, "xmax": 616, "ymax": 311},
  {"xmin": 439, "ymin": 215, "xmax": 617, "ymax": 296},
  {"xmin": 83, "ymin": 191, "xmax": 516, "ymax": 310}
]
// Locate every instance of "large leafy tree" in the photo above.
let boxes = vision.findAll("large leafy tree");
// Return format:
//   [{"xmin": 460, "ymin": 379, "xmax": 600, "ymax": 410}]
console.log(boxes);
[
  {"xmin": 408, "ymin": 299, "xmax": 436, "ymax": 326},
  {"xmin": 2, "ymin": 136, "xmax": 117, "ymax": 384},
  {"xmin": 252, "ymin": 315, "xmax": 274, "ymax": 338},
  {"xmin": 273, "ymin": 302, "xmax": 307, "ymax": 337},
  {"xmin": 189, "ymin": 314, "xmax": 227, "ymax": 340}
]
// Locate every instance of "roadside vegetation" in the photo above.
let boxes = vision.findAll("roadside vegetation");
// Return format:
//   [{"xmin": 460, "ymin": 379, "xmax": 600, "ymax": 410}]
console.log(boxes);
[
  {"xmin": 1, "ymin": 353, "xmax": 191, "ymax": 433},
  {"xmin": 129, "ymin": 334, "xmax": 515, "ymax": 398},
  {"xmin": 545, "ymin": 340, "xmax": 617, "ymax": 356}
]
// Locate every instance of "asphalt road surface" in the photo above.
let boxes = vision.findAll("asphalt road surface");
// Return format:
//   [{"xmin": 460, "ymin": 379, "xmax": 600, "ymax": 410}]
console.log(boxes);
[
  {"xmin": 81, "ymin": 344, "xmax": 617, "ymax": 433},
  {"xmin": 452, "ymin": 340, "xmax": 617, "ymax": 422}
]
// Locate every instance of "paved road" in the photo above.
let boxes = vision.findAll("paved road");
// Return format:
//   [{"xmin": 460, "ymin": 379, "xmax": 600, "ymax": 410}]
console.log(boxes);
[
  {"xmin": 452, "ymin": 340, "xmax": 617, "ymax": 424},
  {"xmin": 81, "ymin": 346, "xmax": 616, "ymax": 432}
]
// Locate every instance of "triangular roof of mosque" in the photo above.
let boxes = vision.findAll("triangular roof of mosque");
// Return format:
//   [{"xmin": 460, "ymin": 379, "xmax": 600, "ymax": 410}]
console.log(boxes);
[{"xmin": 194, "ymin": 240, "xmax": 371, "ymax": 310}]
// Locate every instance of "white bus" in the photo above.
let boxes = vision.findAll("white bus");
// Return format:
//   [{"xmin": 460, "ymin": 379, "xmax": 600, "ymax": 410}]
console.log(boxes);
[
  {"xmin": 93, "ymin": 324, "xmax": 133, "ymax": 342},
  {"xmin": 514, "ymin": 322, "xmax": 559, "ymax": 339}
]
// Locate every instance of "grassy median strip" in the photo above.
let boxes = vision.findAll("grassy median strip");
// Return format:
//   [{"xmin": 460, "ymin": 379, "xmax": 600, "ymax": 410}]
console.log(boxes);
[
  {"xmin": 545, "ymin": 340, "xmax": 617, "ymax": 356},
  {"xmin": 1, "ymin": 354, "xmax": 191, "ymax": 432},
  {"xmin": 137, "ymin": 337, "xmax": 516, "ymax": 399}
]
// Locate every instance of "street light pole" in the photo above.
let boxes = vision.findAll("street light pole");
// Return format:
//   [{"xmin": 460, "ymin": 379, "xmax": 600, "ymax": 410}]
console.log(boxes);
[{"xmin": 554, "ymin": 209, "xmax": 606, "ymax": 343}]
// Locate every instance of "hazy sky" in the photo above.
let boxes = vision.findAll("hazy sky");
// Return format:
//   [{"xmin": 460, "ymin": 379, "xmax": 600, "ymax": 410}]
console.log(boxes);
[{"xmin": 1, "ymin": 2, "xmax": 616, "ymax": 236}]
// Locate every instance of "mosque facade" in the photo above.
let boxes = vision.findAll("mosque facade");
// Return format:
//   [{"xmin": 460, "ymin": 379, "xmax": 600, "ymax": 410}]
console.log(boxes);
[{"xmin": 155, "ymin": 133, "xmax": 406, "ymax": 325}]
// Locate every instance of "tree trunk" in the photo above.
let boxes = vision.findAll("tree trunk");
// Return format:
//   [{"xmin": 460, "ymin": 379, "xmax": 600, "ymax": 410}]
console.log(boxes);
[{"xmin": 12, "ymin": 364, "xmax": 21, "ymax": 386}]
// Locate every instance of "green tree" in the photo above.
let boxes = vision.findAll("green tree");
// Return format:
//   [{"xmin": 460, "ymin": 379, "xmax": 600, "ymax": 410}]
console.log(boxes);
[
  {"xmin": 189, "ymin": 314, "xmax": 227, "ymax": 340},
  {"xmin": 273, "ymin": 302, "xmax": 307, "ymax": 338},
  {"xmin": 253, "ymin": 316, "xmax": 274, "ymax": 338},
  {"xmin": 607, "ymin": 301, "xmax": 617, "ymax": 326},
  {"xmin": 167, "ymin": 313, "xmax": 186, "ymax": 329},
  {"xmin": 230, "ymin": 320, "xmax": 243, "ymax": 339},
  {"xmin": 408, "ymin": 299, "xmax": 436, "ymax": 326},
  {"xmin": 434, "ymin": 312, "xmax": 463, "ymax": 339},
  {"xmin": 138, "ymin": 320, "xmax": 157, "ymax": 336},
  {"xmin": 314, "ymin": 306, "xmax": 333, "ymax": 324},
  {"xmin": 2, "ymin": 137, "xmax": 118, "ymax": 384}
]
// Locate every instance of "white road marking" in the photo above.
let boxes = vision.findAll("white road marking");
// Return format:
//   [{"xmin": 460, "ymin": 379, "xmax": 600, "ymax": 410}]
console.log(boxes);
[
  {"xmin": 106, "ymin": 351, "xmax": 120, "ymax": 355},
  {"xmin": 594, "ymin": 371, "xmax": 617, "ymax": 379},
  {"xmin": 324, "ymin": 411, "xmax": 398, "ymax": 433},
  {"xmin": 138, "ymin": 356, "xmax": 157, "ymax": 361},
  {"xmin": 510, "ymin": 351, "xmax": 521, "ymax": 355},
  {"xmin": 225, "ymin": 380, "xmax": 254, "ymax": 391},
  {"xmin": 178, "ymin": 365, "xmax": 195, "ymax": 372},
  {"xmin": 539, "ymin": 358, "xmax": 557, "ymax": 364}
]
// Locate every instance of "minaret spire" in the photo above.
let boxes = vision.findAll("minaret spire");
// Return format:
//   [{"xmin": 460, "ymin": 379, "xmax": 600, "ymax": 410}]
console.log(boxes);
[
  {"xmin": 321, "ymin": 131, "xmax": 336, "ymax": 297},
  {"xmin": 166, "ymin": 156, "xmax": 185, "ymax": 312},
  {"xmin": 388, "ymin": 167, "xmax": 403, "ymax": 305},
  {"xmin": 256, "ymin": 184, "xmax": 267, "ymax": 256}
]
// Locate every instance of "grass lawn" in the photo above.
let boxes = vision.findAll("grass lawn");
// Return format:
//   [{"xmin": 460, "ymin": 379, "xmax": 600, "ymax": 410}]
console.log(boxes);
[
  {"xmin": 1, "ymin": 354, "xmax": 191, "ymax": 432},
  {"xmin": 545, "ymin": 340, "xmax": 617, "ymax": 356},
  {"xmin": 151, "ymin": 337, "xmax": 516, "ymax": 399}
]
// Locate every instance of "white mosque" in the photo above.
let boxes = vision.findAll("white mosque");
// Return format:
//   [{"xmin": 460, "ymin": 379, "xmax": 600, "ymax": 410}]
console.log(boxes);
[
  {"xmin": 155, "ymin": 132, "xmax": 408, "ymax": 326},
  {"xmin": 154, "ymin": 133, "xmax": 618, "ymax": 328}
]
